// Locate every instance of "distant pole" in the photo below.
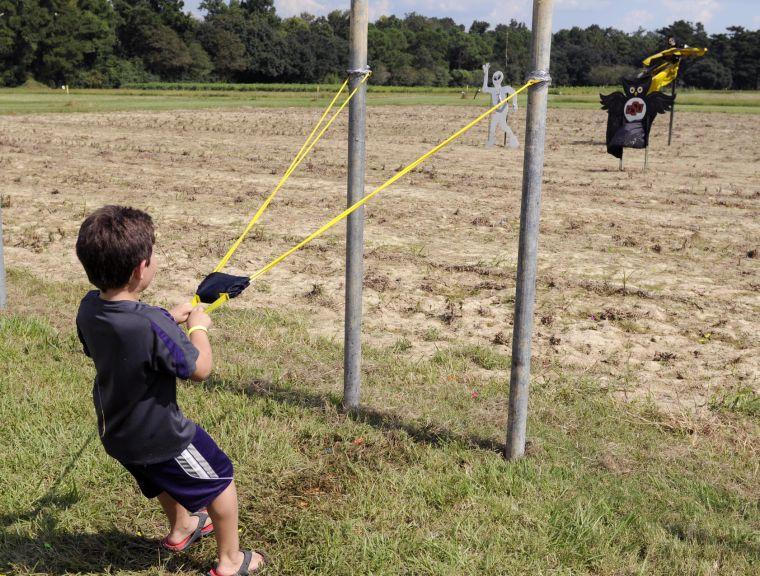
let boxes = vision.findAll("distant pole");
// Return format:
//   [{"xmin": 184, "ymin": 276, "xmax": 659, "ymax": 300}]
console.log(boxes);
[
  {"xmin": 506, "ymin": 0, "xmax": 554, "ymax": 460},
  {"xmin": 667, "ymin": 77, "xmax": 677, "ymax": 146},
  {"xmin": 505, "ymin": 30, "xmax": 509, "ymax": 77},
  {"xmin": 0, "ymin": 203, "xmax": 6, "ymax": 310},
  {"xmin": 343, "ymin": 0, "xmax": 368, "ymax": 412}
]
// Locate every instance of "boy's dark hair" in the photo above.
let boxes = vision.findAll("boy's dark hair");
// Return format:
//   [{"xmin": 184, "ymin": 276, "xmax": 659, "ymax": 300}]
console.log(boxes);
[{"xmin": 76, "ymin": 205, "xmax": 155, "ymax": 291}]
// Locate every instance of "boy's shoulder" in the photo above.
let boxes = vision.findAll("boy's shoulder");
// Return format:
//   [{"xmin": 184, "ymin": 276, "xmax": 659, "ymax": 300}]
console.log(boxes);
[{"xmin": 77, "ymin": 292, "xmax": 176, "ymax": 330}]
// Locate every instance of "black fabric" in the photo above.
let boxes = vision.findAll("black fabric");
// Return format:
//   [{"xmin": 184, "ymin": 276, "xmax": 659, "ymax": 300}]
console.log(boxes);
[
  {"xmin": 76, "ymin": 291, "xmax": 199, "ymax": 465},
  {"xmin": 195, "ymin": 272, "xmax": 250, "ymax": 304},
  {"xmin": 610, "ymin": 121, "xmax": 646, "ymax": 149},
  {"xmin": 600, "ymin": 76, "xmax": 675, "ymax": 159}
]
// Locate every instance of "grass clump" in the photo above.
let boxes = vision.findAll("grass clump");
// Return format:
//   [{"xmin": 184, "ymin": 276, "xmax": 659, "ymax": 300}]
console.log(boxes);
[{"xmin": 710, "ymin": 386, "xmax": 760, "ymax": 417}]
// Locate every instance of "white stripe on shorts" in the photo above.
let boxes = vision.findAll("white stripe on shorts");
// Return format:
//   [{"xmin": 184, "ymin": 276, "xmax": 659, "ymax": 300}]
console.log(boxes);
[
  {"xmin": 175, "ymin": 448, "xmax": 210, "ymax": 479},
  {"xmin": 187, "ymin": 443, "xmax": 219, "ymax": 479}
]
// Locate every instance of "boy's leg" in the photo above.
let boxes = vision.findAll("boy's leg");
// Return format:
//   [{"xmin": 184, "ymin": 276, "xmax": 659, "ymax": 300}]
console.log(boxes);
[
  {"xmin": 158, "ymin": 491, "xmax": 212, "ymax": 544},
  {"xmin": 207, "ymin": 481, "xmax": 264, "ymax": 575}
]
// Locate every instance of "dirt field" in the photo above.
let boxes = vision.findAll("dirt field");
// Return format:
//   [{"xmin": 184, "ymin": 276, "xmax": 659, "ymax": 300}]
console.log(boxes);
[{"xmin": 1, "ymin": 104, "xmax": 757, "ymax": 412}]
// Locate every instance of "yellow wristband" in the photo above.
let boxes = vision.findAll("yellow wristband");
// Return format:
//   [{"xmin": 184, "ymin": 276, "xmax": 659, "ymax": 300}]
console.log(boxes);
[{"xmin": 187, "ymin": 325, "xmax": 209, "ymax": 337}]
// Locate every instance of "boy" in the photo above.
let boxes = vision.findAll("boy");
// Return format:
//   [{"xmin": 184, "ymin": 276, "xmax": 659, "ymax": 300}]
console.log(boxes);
[{"xmin": 75, "ymin": 205, "xmax": 266, "ymax": 575}]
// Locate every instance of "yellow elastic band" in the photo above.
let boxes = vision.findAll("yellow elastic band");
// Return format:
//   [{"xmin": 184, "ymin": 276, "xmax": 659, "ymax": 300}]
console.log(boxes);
[
  {"xmin": 247, "ymin": 79, "xmax": 537, "ymax": 285},
  {"xmin": 204, "ymin": 293, "xmax": 230, "ymax": 314},
  {"xmin": 204, "ymin": 77, "xmax": 536, "ymax": 314},
  {"xmin": 187, "ymin": 325, "xmax": 209, "ymax": 336},
  {"xmin": 212, "ymin": 72, "xmax": 371, "ymax": 274}
]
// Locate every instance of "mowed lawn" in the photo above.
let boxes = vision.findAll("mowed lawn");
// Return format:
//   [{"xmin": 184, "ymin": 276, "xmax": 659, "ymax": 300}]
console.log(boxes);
[
  {"xmin": 0, "ymin": 269, "xmax": 757, "ymax": 575},
  {"xmin": 1, "ymin": 84, "xmax": 759, "ymax": 115}
]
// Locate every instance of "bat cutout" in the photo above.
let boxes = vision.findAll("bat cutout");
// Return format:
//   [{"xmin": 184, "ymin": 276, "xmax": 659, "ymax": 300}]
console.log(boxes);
[{"xmin": 600, "ymin": 76, "xmax": 675, "ymax": 159}]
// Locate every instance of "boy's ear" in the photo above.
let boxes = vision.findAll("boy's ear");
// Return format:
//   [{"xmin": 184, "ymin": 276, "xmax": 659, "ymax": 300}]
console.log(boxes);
[{"xmin": 131, "ymin": 259, "xmax": 149, "ymax": 283}]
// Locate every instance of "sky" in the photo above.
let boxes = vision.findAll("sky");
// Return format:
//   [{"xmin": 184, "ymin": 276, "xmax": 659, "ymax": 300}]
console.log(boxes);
[{"xmin": 183, "ymin": 1, "xmax": 759, "ymax": 33}]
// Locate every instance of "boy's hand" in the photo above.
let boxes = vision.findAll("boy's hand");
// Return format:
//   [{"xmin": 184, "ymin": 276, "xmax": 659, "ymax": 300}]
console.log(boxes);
[
  {"xmin": 187, "ymin": 306, "xmax": 212, "ymax": 330},
  {"xmin": 170, "ymin": 302, "xmax": 195, "ymax": 324}
]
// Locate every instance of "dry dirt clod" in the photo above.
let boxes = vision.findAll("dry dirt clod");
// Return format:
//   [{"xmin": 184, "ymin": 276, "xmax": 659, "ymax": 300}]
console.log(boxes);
[
  {"xmin": 492, "ymin": 331, "xmax": 509, "ymax": 346},
  {"xmin": 440, "ymin": 300, "xmax": 462, "ymax": 325},
  {"xmin": 306, "ymin": 283, "xmax": 324, "ymax": 299}
]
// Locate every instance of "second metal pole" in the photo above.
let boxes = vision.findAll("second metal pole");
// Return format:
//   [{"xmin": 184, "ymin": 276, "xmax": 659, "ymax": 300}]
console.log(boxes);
[
  {"xmin": 343, "ymin": 0, "xmax": 368, "ymax": 411},
  {"xmin": 506, "ymin": 0, "xmax": 554, "ymax": 460}
]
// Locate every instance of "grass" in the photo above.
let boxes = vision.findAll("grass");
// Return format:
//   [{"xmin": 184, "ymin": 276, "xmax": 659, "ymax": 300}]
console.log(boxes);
[
  {"xmin": 0, "ymin": 269, "xmax": 758, "ymax": 574},
  {"xmin": 1, "ymin": 84, "xmax": 759, "ymax": 115}
]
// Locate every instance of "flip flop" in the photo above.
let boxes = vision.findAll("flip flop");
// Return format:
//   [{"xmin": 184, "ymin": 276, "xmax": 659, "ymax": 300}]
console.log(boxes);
[
  {"xmin": 161, "ymin": 510, "xmax": 214, "ymax": 552},
  {"xmin": 207, "ymin": 549, "xmax": 269, "ymax": 576}
]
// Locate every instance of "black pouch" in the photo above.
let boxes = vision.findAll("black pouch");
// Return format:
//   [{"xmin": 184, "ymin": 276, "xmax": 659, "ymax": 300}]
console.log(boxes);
[{"xmin": 195, "ymin": 272, "xmax": 250, "ymax": 304}]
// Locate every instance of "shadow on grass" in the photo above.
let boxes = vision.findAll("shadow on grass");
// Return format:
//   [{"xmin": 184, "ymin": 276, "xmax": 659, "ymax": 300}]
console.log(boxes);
[
  {"xmin": 0, "ymin": 528, "xmax": 205, "ymax": 574},
  {"xmin": 205, "ymin": 376, "xmax": 506, "ymax": 454},
  {"xmin": 0, "ymin": 432, "xmax": 96, "ymax": 526}
]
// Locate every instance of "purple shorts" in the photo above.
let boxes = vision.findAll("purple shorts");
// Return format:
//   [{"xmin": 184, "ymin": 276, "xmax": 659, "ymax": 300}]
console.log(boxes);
[{"xmin": 121, "ymin": 426, "xmax": 234, "ymax": 513}]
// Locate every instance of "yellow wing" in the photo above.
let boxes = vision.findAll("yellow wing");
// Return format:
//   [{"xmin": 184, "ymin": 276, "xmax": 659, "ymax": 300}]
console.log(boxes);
[
  {"xmin": 642, "ymin": 46, "xmax": 708, "ymax": 67},
  {"xmin": 642, "ymin": 47, "xmax": 708, "ymax": 94}
]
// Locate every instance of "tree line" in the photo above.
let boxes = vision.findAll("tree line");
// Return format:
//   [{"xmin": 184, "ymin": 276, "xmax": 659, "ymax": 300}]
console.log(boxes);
[{"xmin": 0, "ymin": 1, "xmax": 757, "ymax": 90}]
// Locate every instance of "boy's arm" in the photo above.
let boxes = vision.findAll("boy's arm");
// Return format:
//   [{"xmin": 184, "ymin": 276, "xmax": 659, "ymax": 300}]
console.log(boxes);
[
  {"xmin": 76, "ymin": 325, "xmax": 91, "ymax": 357},
  {"xmin": 187, "ymin": 307, "xmax": 213, "ymax": 381}
]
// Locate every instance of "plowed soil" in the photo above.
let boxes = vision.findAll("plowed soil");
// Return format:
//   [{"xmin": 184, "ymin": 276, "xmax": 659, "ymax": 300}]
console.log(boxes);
[{"xmin": 1, "ymin": 104, "xmax": 757, "ymax": 412}]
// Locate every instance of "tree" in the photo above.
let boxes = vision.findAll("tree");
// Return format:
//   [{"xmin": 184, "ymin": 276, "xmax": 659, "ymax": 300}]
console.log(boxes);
[
  {"xmin": 240, "ymin": 0, "xmax": 275, "ymax": 16},
  {"xmin": 682, "ymin": 57, "xmax": 732, "ymax": 89},
  {"xmin": 2, "ymin": 6, "xmax": 757, "ymax": 89},
  {"xmin": 0, "ymin": 0, "xmax": 34, "ymax": 85},
  {"xmin": 469, "ymin": 20, "xmax": 489, "ymax": 35},
  {"xmin": 492, "ymin": 20, "xmax": 530, "ymax": 85},
  {"xmin": 20, "ymin": 0, "xmax": 117, "ymax": 87},
  {"xmin": 725, "ymin": 27, "xmax": 759, "ymax": 89},
  {"xmin": 657, "ymin": 20, "xmax": 709, "ymax": 48},
  {"xmin": 198, "ymin": 21, "xmax": 248, "ymax": 80},
  {"xmin": 112, "ymin": 0, "xmax": 199, "ymax": 80}
]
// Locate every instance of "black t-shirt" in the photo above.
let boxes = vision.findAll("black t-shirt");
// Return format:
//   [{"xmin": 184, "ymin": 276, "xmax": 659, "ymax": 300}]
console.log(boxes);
[{"xmin": 76, "ymin": 291, "xmax": 199, "ymax": 465}]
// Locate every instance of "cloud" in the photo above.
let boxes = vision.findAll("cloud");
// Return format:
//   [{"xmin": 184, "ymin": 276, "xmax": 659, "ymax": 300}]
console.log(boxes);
[
  {"xmin": 370, "ymin": 0, "xmax": 392, "ymax": 21},
  {"xmin": 662, "ymin": 0, "xmax": 721, "ymax": 24},
  {"xmin": 556, "ymin": 0, "xmax": 611, "ymax": 9},
  {"xmin": 275, "ymin": 0, "xmax": 326, "ymax": 18},
  {"xmin": 620, "ymin": 9, "xmax": 654, "ymax": 31},
  {"xmin": 487, "ymin": 1, "xmax": 531, "ymax": 25}
]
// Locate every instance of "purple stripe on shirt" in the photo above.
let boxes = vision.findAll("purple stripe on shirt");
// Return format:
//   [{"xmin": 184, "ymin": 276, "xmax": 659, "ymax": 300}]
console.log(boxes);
[{"xmin": 150, "ymin": 320, "xmax": 191, "ymax": 379}]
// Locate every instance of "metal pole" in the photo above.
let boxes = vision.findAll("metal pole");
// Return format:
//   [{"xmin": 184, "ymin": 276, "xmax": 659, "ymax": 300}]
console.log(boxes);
[
  {"xmin": 506, "ymin": 0, "xmax": 554, "ymax": 460},
  {"xmin": 504, "ymin": 30, "xmax": 509, "ymax": 150},
  {"xmin": 667, "ymin": 76, "xmax": 677, "ymax": 146},
  {"xmin": 505, "ymin": 30, "xmax": 509, "ymax": 76},
  {"xmin": 343, "ymin": 0, "xmax": 368, "ymax": 412},
  {"xmin": 0, "ymin": 203, "xmax": 6, "ymax": 310}
]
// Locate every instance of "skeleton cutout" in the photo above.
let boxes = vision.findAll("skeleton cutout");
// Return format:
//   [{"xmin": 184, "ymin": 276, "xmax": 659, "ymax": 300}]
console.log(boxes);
[{"xmin": 482, "ymin": 63, "xmax": 519, "ymax": 149}]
